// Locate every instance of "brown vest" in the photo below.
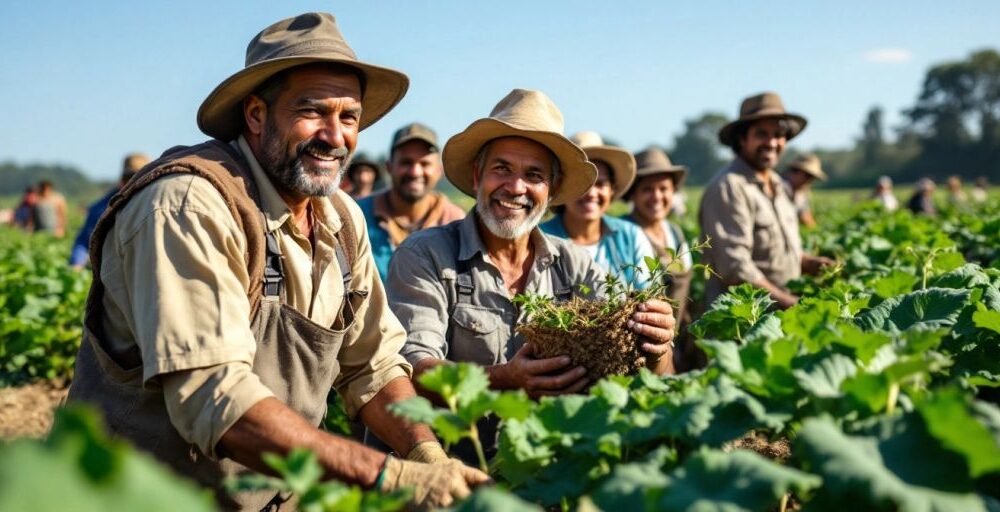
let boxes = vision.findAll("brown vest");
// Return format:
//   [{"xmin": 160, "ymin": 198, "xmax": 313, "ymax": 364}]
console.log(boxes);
[{"xmin": 68, "ymin": 140, "xmax": 361, "ymax": 510}]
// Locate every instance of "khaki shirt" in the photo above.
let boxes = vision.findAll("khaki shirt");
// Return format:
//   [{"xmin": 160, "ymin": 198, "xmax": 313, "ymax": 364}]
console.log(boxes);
[
  {"xmin": 97, "ymin": 136, "xmax": 410, "ymax": 456},
  {"xmin": 699, "ymin": 158, "xmax": 802, "ymax": 307},
  {"xmin": 388, "ymin": 213, "xmax": 604, "ymax": 366}
]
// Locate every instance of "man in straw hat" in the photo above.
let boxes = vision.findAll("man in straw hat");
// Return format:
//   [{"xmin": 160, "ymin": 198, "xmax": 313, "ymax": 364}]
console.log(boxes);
[
  {"xmin": 540, "ymin": 131, "xmax": 656, "ymax": 289},
  {"xmin": 385, "ymin": 89, "xmax": 677, "ymax": 464},
  {"xmin": 699, "ymin": 92, "xmax": 832, "ymax": 310},
  {"xmin": 781, "ymin": 153, "xmax": 827, "ymax": 228},
  {"xmin": 70, "ymin": 152, "xmax": 151, "ymax": 269},
  {"xmin": 357, "ymin": 122, "xmax": 465, "ymax": 282},
  {"xmin": 67, "ymin": 12, "xmax": 487, "ymax": 510}
]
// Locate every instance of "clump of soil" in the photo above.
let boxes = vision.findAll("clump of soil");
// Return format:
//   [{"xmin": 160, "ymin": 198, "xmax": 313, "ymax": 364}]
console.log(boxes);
[
  {"xmin": 518, "ymin": 297, "xmax": 647, "ymax": 379},
  {"xmin": 0, "ymin": 379, "xmax": 68, "ymax": 440},
  {"xmin": 725, "ymin": 430, "xmax": 792, "ymax": 463}
]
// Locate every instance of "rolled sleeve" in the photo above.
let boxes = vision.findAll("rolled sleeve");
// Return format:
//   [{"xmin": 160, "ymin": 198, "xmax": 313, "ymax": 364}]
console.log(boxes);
[
  {"xmin": 700, "ymin": 179, "xmax": 765, "ymax": 285},
  {"xmin": 161, "ymin": 362, "xmax": 275, "ymax": 459},
  {"xmin": 387, "ymin": 245, "xmax": 452, "ymax": 366},
  {"xmin": 332, "ymin": 200, "xmax": 413, "ymax": 417}
]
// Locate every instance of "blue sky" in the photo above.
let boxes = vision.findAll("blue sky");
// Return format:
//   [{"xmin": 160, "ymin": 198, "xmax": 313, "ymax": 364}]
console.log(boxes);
[{"xmin": 1, "ymin": 1, "xmax": 997, "ymax": 180}]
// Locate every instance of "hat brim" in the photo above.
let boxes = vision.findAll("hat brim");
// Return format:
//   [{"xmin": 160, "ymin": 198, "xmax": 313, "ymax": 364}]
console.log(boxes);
[
  {"xmin": 443, "ymin": 118, "xmax": 597, "ymax": 206},
  {"xmin": 718, "ymin": 111, "xmax": 807, "ymax": 148},
  {"xmin": 625, "ymin": 165, "xmax": 688, "ymax": 200},
  {"xmin": 197, "ymin": 56, "xmax": 409, "ymax": 141},
  {"xmin": 789, "ymin": 164, "xmax": 828, "ymax": 181},
  {"xmin": 582, "ymin": 146, "xmax": 636, "ymax": 200}
]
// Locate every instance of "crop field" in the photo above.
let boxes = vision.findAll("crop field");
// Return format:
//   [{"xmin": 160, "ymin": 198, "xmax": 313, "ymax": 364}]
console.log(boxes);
[{"xmin": 0, "ymin": 190, "xmax": 999, "ymax": 511}]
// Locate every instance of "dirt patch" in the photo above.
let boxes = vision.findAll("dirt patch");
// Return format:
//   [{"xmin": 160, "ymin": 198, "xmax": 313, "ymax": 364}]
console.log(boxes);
[
  {"xmin": 726, "ymin": 430, "xmax": 792, "ymax": 463},
  {"xmin": 0, "ymin": 380, "xmax": 68, "ymax": 440}
]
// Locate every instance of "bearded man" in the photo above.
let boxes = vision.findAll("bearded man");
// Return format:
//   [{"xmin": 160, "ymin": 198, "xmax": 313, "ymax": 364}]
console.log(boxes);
[
  {"xmin": 66, "ymin": 13, "xmax": 487, "ymax": 510},
  {"xmin": 384, "ymin": 89, "xmax": 677, "ymax": 464},
  {"xmin": 699, "ymin": 92, "xmax": 832, "ymax": 310}
]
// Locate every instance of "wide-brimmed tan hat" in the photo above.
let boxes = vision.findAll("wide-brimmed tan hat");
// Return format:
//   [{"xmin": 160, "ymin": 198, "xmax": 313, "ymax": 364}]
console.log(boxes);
[
  {"xmin": 443, "ymin": 89, "xmax": 596, "ymax": 206},
  {"xmin": 786, "ymin": 153, "xmax": 827, "ymax": 181},
  {"xmin": 197, "ymin": 12, "xmax": 409, "ymax": 141},
  {"xmin": 623, "ymin": 146, "xmax": 688, "ymax": 199},
  {"xmin": 718, "ymin": 92, "xmax": 807, "ymax": 148},
  {"xmin": 570, "ymin": 131, "xmax": 636, "ymax": 200}
]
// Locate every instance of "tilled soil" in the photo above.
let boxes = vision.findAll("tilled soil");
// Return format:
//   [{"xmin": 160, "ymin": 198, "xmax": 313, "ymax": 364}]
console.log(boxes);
[
  {"xmin": 0, "ymin": 380, "xmax": 68, "ymax": 440},
  {"xmin": 726, "ymin": 430, "xmax": 792, "ymax": 463}
]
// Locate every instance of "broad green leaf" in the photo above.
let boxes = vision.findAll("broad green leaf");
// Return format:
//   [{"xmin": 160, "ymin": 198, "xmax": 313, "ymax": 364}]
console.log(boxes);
[
  {"xmin": 653, "ymin": 449, "xmax": 820, "ymax": 511},
  {"xmin": 916, "ymin": 389, "xmax": 1000, "ymax": 477},
  {"xmin": 973, "ymin": 309, "xmax": 1000, "ymax": 335},
  {"xmin": 417, "ymin": 363, "xmax": 491, "ymax": 408},
  {"xmin": 449, "ymin": 487, "xmax": 543, "ymax": 511},
  {"xmin": 855, "ymin": 288, "xmax": 971, "ymax": 333},
  {"xmin": 792, "ymin": 352, "xmax": 858, "ymax": 399},
  {"xmin": 873, "ymin": 270, "xmax": 918, "ymax": 299},
  {"xmin": 796, "ymin": 415, "xmax": 988, "ymax": 511},
  {"xmin": 590, "ymin": 456, "xmax": 670, "ymax": 511},
  {"xmin": 490, "ymin": 391, "xmax": 533, "ymax": 421}
]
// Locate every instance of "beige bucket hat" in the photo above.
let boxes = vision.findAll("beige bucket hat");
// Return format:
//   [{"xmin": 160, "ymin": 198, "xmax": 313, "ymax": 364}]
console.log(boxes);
[
  {"xmin": 443, "ymin": 89, "xmax": 596, "ymax": 206},
  {"xmin": 197, "ymin": 12, "xmax": 409, "ymax": 141},
  {"xmin": 718, "ymin": 92, "xmax": 807, "ymax": 148},
  {"xmin": 786, "ymin": 153, "xmax": 827, "ymax": 181},
  {"xmin": 570, "ymin": 131, "xmax": 636, "ymax": 200}
]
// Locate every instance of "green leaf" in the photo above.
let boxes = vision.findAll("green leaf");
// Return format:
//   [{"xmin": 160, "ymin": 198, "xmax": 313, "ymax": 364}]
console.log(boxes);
[
  {"xmin": 916, "ymin": 389, "xmax": 1000, "ymax": 478},
  {"xmin": 653, "ymin": 449, "xmax": 820, "ymax": 511},
  {"xmin": 792, "ymin": 352, "xmax": 858, "ymax": 399},
  {"xmin": 796, "ymin": 415, "xmax": 989, "ymax": 511},
  {"xmin": 490, "ymin": 391, "xmax": 533, "ymax": 421},
  {"xmin": 973, "ymin": 309, "xmax": 1000, "ymax": 335},
  {"xmin": 449, "ymin": 487, "xmax": 544, "ymax": 511},
  {"xmin": 856, "ymin": 288, "xmax": 971, "ymax": 333},
  {"xmin": 418, "ymin": 363, "xmax": 491, "ymax": 408},
  {"xmin": 872, "ymin": 270, "xmax": 918, "ymax": 299}
]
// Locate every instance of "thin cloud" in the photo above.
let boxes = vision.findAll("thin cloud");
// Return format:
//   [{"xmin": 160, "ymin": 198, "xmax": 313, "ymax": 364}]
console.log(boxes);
[{"xmin": 862, "ymin": 48, "xmax": 913, "ymax": 64}]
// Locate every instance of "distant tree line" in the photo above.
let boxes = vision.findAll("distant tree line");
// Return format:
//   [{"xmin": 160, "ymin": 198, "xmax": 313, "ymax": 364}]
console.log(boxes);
[
  {"xmin": 662, "ymin": 48, "xmax": 1000, "ymax": 186},
  {"xmin": 0, "ymin": 161, "xmax": 111, "ymax": 200}
]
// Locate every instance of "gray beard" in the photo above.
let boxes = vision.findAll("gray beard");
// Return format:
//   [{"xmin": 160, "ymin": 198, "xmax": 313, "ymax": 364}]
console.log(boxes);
[
  {"xmin": 475, "ymin": 188, "xmax": 548, "ymax": 240},
  {"xmin": 259, "ymin": 121, "xmax": 351, "ymax": 197}
]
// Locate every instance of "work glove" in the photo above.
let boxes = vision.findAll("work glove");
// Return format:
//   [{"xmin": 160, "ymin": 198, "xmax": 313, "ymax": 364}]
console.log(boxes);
[
  {"xmin": 405, "ymin": 441, "xmax": 450, "ymax": 464},
  {"xmin": 379, "ymin": 455, "xmax": 491, "ymax": 509}
]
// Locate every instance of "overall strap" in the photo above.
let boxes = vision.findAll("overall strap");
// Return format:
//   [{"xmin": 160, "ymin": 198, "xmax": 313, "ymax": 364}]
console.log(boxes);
[
  {"xmin": 262, "ymin": 229, "xmax": 283, "ymax": 298},
  {"xmin": 550, "ymin": 255, "xmax": 574, "ymax": 302},
  {"xmin": 329, "ymin": 193, "xmax": 358, "ymax": 292}
]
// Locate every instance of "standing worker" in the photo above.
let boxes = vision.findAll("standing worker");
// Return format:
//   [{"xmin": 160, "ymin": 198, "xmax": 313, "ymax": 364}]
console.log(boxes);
[
  {"xmin": 699, "ymin": 92, "xmax": 832, "ymax": 310},
  {"xmin": 781, "ymin": 153, "xmax": 826, "ymax": 228},
  {"xmin": 33, "ymin": 180, "xmax": 68, "ymax": 237},
  {"xmin": 70, "ymin": 153, "xmax": 150, "ymax": 269},
  {"xmin": 67, "ymin": 13, "xmax": 487, "ymax": 510}
]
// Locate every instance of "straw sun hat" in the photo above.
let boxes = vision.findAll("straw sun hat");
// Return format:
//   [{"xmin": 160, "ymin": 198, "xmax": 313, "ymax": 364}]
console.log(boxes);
[
  {"xmin": 570, "ymin": 131, "xmax": 636, "ymax": 200},
  {"xmin": 197, "ymin": 12, "xmax": 409, "ymax": 141},
  {"xmin": 443, "ymin": 89, "xmax": 597, "ymax": 206}
]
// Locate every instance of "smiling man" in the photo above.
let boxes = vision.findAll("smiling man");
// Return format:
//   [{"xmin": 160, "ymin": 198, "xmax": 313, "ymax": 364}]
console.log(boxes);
[
  {"xmin": 357, "ymin": 123, "xmax": 465, "ymax": 282},
  {"xmin": 384, "ymin": 89, "xmax": 677, "ymax": 465},
  {"xmin": 66, "ymin": 13, "xmax": 487, "ymax": 510},
  {"xmin": 699, "ymin": 92, "xmax": 832, "ymax": 310}
]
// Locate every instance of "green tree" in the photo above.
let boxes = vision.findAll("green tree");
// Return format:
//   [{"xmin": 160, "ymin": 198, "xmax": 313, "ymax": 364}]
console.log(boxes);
[{"xmin": 668, "ymin": 112, "xmax": 730, "ymax": 185}]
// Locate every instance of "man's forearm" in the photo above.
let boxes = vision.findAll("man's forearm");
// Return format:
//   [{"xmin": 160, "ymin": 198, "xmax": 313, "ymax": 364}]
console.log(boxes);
[
  {"xmin": 358, "ymin": 376, "xmax": 438, "ymax": 457},
  {"xmin": 219, "ymin": 397, "xmax": 385, "ymax": 488}
]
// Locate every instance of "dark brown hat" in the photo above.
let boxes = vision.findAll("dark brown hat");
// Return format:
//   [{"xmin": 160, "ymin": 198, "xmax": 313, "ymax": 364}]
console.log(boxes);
[
  {"xmin": 391, "ymin": 122, "xmax": 439, "ymax": 153},
  {"xmin": 197, "ymin": 12, "xmax": 409, "ymax": 141},
  {"xmin": 718, "ymin": 92, "xmax": 807, "ymax": 148}
]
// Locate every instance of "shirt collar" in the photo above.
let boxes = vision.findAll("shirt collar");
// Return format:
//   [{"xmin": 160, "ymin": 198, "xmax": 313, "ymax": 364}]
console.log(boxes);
[
  {"xmin": 458, "ymin": 209, "xmax": 557, "ymax": 268},
  {"xmin": 236, "ymin": 135, "xmax": 342, "ymax": 235},
  {"xmin": 731, "ymin": 157, "xmax": 781, "ymax": 188}
]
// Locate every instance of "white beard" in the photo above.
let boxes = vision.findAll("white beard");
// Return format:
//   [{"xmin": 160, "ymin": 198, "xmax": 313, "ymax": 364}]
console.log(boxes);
[{"xmin": 475, "ymin": 188, "xmax": 548, "ymax": 240}]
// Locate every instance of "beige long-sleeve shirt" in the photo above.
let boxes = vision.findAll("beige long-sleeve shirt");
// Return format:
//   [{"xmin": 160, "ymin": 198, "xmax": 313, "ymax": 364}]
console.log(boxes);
[
  {"xmin": 96, "ymin": 136, "xmax": 410, "ymax": 457},
  {"xmin": 699, "ymin": 157, "xmax": 803, "ymax": 307}
]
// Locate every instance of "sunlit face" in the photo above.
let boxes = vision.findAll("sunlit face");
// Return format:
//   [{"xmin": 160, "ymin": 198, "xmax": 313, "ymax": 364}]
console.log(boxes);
[
  {"xmin": 738, "ymin": 119, "xmax": 787, "ymax": 171},
  {"xmin": 389, "ymin": 140, "xmax": 442, "ymax": 203},
  {"xmin": 631, "ymin": 173, "xmax": 675, "ymax": 224},
  {"xmin": 250, "ymin": 66, "xmax": 362, "ymax": 197},
  {"xmin": 473, "ymin": 137, "xmax": 554, "ymax": 240},
  {"xmin": 564, "ymin": 161, "xmax": 613, "ymax": 222}
]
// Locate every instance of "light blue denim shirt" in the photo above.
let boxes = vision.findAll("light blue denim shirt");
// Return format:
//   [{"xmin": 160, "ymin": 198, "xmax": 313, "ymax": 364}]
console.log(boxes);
[{"xmin": 540, "ymin": 214, "xmax": 655, "ymax": 289}]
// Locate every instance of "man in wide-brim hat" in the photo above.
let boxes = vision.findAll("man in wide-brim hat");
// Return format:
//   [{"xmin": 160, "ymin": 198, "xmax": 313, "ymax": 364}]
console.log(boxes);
[
  {"xmin": 699, "ymin": 92, "xmax": 832, "ymax": 311},
  {"xmin": 67, "ymin": 12, "xmax": 487, "ymax": 510},
  {"xmin": 540, "ymin": 131, "xmax": 657, "ymax": 290},
  {"xmin": 385, "ymin": 89, "xmax": 678, "ymax": 465},
  {"xmin": 782, "ymin": 153, "xmax": 827, "ymax": 228}
]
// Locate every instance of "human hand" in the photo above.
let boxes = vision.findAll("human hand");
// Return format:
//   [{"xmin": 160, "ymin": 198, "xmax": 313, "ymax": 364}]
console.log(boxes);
[
  {"xmin": 500, "ymin": 343, "xmax": 588, "ymax": 398},
  {"xmin": 406, "ymin": 441, "xmax": 450, "ymax": 464},
  {"xmin": 802, "ymin": 254, "xmax": 834, "ymax": 275},
  {"xmin": 380, "ymin": 455, "xmax": 491, "ymax": 509},
  {"xmin": 627, "ymin": 299, "xmax": 676, "ymax": 359}
]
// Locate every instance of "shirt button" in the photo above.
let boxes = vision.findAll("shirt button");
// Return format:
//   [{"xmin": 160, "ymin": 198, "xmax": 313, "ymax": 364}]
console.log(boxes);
[{"xmin": 495, "ymin": 276, "xmax": 503, "ymax": 287}]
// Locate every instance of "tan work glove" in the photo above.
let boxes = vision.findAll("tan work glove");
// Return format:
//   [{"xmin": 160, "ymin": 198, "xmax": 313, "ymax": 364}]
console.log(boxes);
[
  {"xmin": 379, "ymin": 455, "xmax": 491, "ymax": 509},
  {"xmin": 405, "ymin": 441, "xmax": 450, "ymax": 464}
]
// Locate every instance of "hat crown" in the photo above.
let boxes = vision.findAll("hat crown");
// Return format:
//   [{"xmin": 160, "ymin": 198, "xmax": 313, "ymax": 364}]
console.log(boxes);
[
  {"xmin": 739, "ymin": 91, "xmax": 787, "ymax": 117},
  {"xmin": 570, "ymin": 130, "xmax": 606, "ymax": 148},
  {"xmin": 488, "ymin": 89, "xmax": 565, "ymax": 134},
  {"xmin": 246, "ymin": 12, "xmax": 356, "ymax": 66},
  {"xmin": 791, "ymin": 153, "xmax": 820, "ymax": 168},
  {"xmin": 635, "ymin": 146, "xmax": 674, "ymax": 170}
]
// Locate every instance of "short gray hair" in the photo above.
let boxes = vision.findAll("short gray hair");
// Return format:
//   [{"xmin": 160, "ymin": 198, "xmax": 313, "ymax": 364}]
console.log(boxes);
[{"xmin": 473, "ymin": 138, "xmax": 561, "ymax": 191}]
